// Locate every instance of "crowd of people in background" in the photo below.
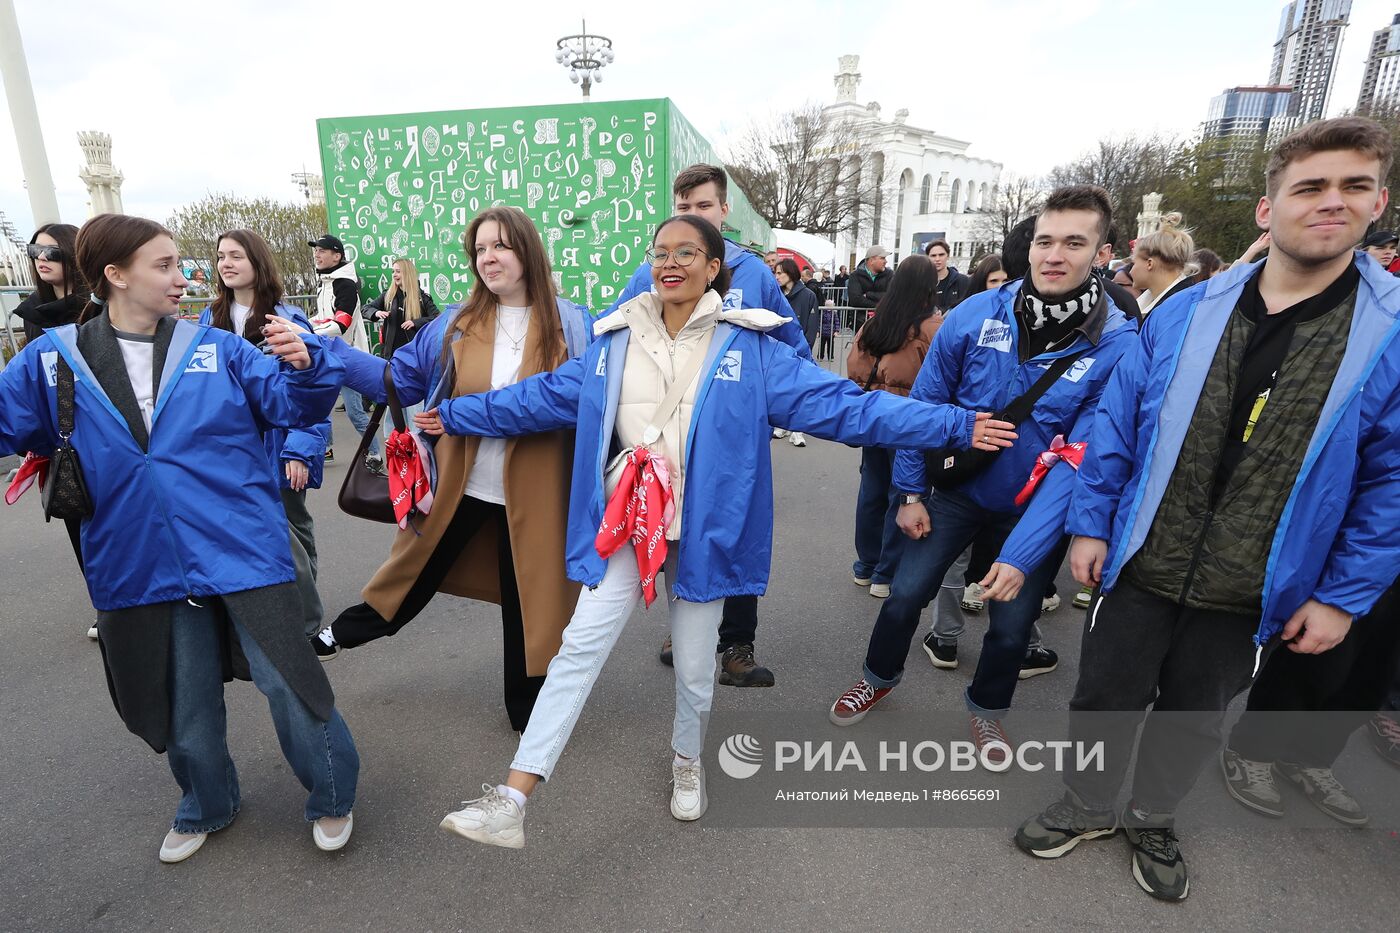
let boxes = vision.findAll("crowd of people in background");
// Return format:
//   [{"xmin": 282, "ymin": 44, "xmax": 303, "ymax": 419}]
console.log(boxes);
[{"xmin": 3, "ymin": 115, "xmax": 1400, "ymax": 906}]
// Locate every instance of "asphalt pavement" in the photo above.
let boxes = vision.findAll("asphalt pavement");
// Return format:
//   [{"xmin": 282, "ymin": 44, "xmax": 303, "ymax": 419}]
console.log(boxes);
[{"xmin": 1, "ymin": 417, "xmax": 1396, "ymax": 932}]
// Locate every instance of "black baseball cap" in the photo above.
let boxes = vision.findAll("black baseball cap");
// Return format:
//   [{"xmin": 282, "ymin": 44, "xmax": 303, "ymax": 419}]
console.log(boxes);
[
  {"xmin": 308, "ymin": 234, "xmax": 345, "ymax": 253},
  {"xmin": 1363, "ymin": 229, "xmax": 1398, "ymax": 249}
]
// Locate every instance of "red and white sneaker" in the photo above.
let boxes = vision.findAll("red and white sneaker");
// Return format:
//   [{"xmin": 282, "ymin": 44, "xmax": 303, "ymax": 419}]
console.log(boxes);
[
  {"xmin": 829, "ymin": 679, "xmax": 892, "ymax": 726},
  {"xmin": 970, "ymin": 715, "xmax": 1013, "ymax": 769}
]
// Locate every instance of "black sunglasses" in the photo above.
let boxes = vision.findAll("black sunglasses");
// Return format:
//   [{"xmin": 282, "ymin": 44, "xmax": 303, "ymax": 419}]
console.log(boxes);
[{"xmin": 27, "ymin": 243, "xmax": 64, "ymax": 263}]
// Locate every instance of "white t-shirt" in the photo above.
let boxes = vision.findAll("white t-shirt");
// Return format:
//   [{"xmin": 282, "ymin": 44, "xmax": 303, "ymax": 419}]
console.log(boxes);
[
  {"xmin": 231, "ymin": 300, "xmax": 253, "ymax": 336},
  {"xmin": 463, "ymin": 305, "xmax": 530, "ymax": 505},
  {"xmin": 113, "ymin": 329, "xmax": 156, "ymax": 433}
]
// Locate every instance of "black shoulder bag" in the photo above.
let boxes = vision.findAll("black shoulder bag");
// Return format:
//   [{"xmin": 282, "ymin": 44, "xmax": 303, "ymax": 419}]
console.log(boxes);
[
  {"xmin": 42, "ymin": 357, "xmax": 95, "ymax": 522},
  {"xmin": 924, "ymin": 348, "xmax": 1088, "ymax": 492},
  {"xmin": 337, "ymin": 367, "xmax": 407, "ymax": 523}
]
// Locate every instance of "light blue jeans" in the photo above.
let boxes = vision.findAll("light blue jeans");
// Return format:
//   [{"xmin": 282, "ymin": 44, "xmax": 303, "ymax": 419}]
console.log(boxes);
[
  {"xmin": 331, "ymin": 385, "xmax": 380, "ymax": 457},
  {"xmin": 511, "ymin": 550, "xmax": 723, "ymax": 781}
]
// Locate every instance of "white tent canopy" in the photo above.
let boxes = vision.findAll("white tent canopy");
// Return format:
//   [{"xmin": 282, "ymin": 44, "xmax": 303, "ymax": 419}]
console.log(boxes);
[{"xmin": 773, "ymin": 229, "xmax": 836, "ymax": 270}]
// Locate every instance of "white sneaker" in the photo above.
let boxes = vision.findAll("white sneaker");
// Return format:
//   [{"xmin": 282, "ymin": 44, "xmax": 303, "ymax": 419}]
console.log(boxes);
[
  {"xmin": 158, "ymin": 829, "xmax": 206, "ymax": 864},
  {"xmin": 869, "ymin": 583, "xmax": 891, "ymax": 598},
  {"xmin": 313, "ymin": 812, "xmax": 354, "ymax": 851},
  {"xmin": 1041, "ymin": 593, "xmax": 1062, "ymax": 613},
  {"xmin": 788, "ymin": 432, "xmax": 807, "ymax": 447},
  {"xmin": 960, "ymin": 583, "xmax": 986, "ymax": 613},
  {"xmin": 771, "ymin": 428, "xmax": 790, "ymax": 439},
  {"xmin": 670, "ymin": 759, "xmax": 708, "ymax": 821},
  {"xmin": 87, "ymin": 621, "xmax": 99, "ymax": 640},
  {"xmin": 853, "ymin": 575, "xmax": 872, "ymax": 587},
  {"xmin": 440, "ymin": 784, "xmax": 526, "ymax": 848}
]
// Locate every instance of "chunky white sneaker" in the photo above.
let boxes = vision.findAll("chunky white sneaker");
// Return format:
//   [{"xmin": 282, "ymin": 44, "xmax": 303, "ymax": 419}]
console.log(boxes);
[
  {"xmin": 771, "ymin": 428, "xmax": 790, "ymax": 439},
  {"xmin": 1041, "ymin": 593, "xmax": 1061, "ymax": 613},
  {"xmin": 869, "ymin": 583, "xmax": 891, "ymax": 598},
  {"xmin": 87, "ymin": 621, "xmax": 99, "ymax": 640},
  {"xmin": 788, "ymin": 432, "xmax": 807, "ymax": 447},
  {"xmin": 671, "ymin": 759, "xmax": 708, "ymax": 821},
  {"xmin": 853, "ymin": 575, "xmax": 872, "ymax": 587},
  {"xmin": 313, "ymin": 812, "xmax": 354, "ymax": 851},
  {"xmin": 158, "ymin": 829, "xmax": 206, "ymax": 864},
  {"xmin": 440, "ymin": 785, "xmax": 525, "ymax": 849},
  {"xmin": 960, "ymin": 583, "xmax": 986, "ymax": 613}
]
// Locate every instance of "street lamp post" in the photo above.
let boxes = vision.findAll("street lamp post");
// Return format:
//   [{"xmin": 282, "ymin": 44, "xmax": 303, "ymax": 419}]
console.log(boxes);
[{"xmin": 554, "ymin": 20, "xmax": 614, "ymax": 99}]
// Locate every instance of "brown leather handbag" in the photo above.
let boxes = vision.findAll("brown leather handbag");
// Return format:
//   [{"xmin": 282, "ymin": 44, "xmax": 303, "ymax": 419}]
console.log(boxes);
[{"xmin": 336, "ymin": 368, "xmax": 408, "ymax": 523}]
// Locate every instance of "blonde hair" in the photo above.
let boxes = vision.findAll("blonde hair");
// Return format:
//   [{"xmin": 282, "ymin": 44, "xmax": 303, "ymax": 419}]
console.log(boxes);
[
  {"xmin": 1135, "ymin": 212, "xmax": 1197, "ymax": 272},
  {"xmin": 385, "ymin": 257, "xmax": 423, "ymax": 321}
]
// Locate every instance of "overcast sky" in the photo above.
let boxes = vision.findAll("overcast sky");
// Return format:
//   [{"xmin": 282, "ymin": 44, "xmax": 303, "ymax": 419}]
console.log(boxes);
[{"xmin": 1, "ymin": 0, "xmax": 1395, "ymax": 234}]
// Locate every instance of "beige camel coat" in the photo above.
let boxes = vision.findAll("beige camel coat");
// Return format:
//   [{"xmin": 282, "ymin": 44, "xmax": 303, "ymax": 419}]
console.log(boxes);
[{"xmin": 361, "ymin": 306, "xmax": 579, "ymax": 676}]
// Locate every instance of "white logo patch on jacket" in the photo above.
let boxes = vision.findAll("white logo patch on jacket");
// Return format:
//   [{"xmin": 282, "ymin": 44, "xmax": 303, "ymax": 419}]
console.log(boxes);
[
  {"xmin": 41, "ymin": 351, "xmax": 59, "ymax": 387},
  {"xmin": 595, "ymin": 345, "xmax": 607, "ymax": 376},
  {"xmin": 185, "ymin": 344, "xmax": 219, "ymax": 374},
  {"xmin": 977, "ymin": 319, "xmax": 1013, "ymax": 352},
  {"xmin": 1061, "ymin": 357, "xmax": 1096, "ymax": 383},
  {"xmin": 722, "ymin": 288, "xmax": 744, "ymax": 312},
  {"xmin": 715, "ymin": 350, "xmax": 742, "ymax": 382}
]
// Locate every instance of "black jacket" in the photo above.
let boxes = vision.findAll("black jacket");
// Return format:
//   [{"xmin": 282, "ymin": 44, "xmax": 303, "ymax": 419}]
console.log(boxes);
[
  {"xmin": 784, "ymin": 283, "xmax": 820, "ymax": 347},
  {"xmin": 366, "ymin": 288, "xmax": 441, "ymax": 357},
  {"xmin": 13, "ymin": 291, "xmax": 85, "ymax": 344},
  {"xmin": 1094, "ymin": 269, "xmax": 1142, "ymax": 325},
  {"xmin": 847, "ymin": 260, "xmax": 892, "ymax": 309},
  {"xmin": 934, "ymin": 268, "xmax": 972, "ymax": 311}
]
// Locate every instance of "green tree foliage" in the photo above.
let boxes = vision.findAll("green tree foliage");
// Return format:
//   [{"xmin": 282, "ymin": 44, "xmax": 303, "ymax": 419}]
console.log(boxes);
[
  {"xmin": 1157, "ymin": 139, "xmax": 1269, "ymax": 262},
  {"xmin": 167, "ymin": 194, "xmax": 328, "ymax": 296}
]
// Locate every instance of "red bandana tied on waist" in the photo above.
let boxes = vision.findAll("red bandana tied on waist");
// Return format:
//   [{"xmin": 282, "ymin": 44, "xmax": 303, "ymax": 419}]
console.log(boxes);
[
  {"xmin": 1014, "ymin": 434, "xmax": 1087, "ymax": 507},
  {"xmin": 595, "ymin": 447, "xmax": 675, "ymax": 606},
  {"xmin": 5, "ymin": 452, "xmax": 49, "ymax": 506},
  {"xmin": 385, "ymin": 429, "xmax": 434, "ymax": 529}
]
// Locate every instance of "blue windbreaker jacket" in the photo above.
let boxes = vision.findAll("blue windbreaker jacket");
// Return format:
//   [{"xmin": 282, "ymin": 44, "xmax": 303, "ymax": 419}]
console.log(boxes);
[
  {"xmin": 892, "ymin": 280, "xmax": 1139, "ymax": 575},
  {"xmin": 0, "ymin": 321, "xmax": 344, "ymax": 610},
  {"xmin": 609, "ymin": 240, "xmax": 814, "ymax": 361},
  {"xmin": 1070, "ymin": 255, "xmax": 1400, "ymax": 647},
  {"xmin": 198, "ymin": 303, "xmax": 331, "ymax": 490},
  {"xmin": 433, "ymin": 305, "xmax": 978, "ymax": 602},
  {"xmin": 329, "ymin": 297, "xmax": 592, "ymax": 406}
]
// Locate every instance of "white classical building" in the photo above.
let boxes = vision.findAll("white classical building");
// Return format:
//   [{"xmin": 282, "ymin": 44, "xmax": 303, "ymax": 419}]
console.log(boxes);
[
  {"xmin": 78, "ymin": 131, "xmax": 124, "ymax": 216},
  {"xmin": 825, "ymin": 55, "xmax": 1004, "ymax": 272}
]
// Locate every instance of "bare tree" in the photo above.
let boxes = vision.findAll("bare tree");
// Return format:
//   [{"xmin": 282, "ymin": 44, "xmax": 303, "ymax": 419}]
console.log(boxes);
[
  {"xmin": 724, "ymin": 102, "xmax": 893, "ymax": 237},
  {"xmin": 1048, "ymin": 133, "xmax": 1179, "ymax": 250},
  {"xmin": 167, "ymin": 194, "xmax": 328, "ymax": 296},
  {"xmin": 970, "ymin": 173, "xmax": 1046, "ymax": 250}
]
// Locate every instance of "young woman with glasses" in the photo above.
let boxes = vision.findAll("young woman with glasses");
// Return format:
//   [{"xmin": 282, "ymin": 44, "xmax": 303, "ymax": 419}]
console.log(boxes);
[{"xmin": 390, "ymin": 214, "xmax": 1014, "ymax": 847}]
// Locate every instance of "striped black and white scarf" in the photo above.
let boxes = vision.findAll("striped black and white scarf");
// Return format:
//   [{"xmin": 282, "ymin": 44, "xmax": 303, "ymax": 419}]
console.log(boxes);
[{"xmin": 1021, "ymin": 274, "xmax": 1100, "ymax": 331}]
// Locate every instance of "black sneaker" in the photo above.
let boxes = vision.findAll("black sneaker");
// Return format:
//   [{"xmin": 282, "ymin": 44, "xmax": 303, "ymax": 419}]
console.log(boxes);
[
  {"xmin": 1124, "ymin": 805, "xmax": 1189, "ymax": 901},
  {"xmin": 324, "ymin": 448, "xmax": 335, "ymax": 463},
  {"xmin": 659, "ymin": 636, "xmax": 673, "ymax": 667},
  {"xmin": 1018, "ymin": 645, "xmax": 1058, "ymax": 680},
  {"xmin": 718, "ymin": 643, "xmax": 775, "ymax": 687},
  {"xmin": 1014, "ymin": 791, "xmax": 1117, "ymax": 859},
  {"xmin": 310, "ymin": 627, "xmax": 340, "ymax": 661},
  {"xmin": 921, "ymin": 633, "xmax": 957, "ymax": 669}
]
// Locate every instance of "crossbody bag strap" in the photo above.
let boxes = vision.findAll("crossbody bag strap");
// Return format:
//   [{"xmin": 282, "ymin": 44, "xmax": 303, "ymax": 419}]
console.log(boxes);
[
  {"xmin": 639, "ymin": 336, "xmax": 713, "ymax": 447},
  {"xmin": 57, "ymin": 357, "xmax": 76, "ymax": 439},
  {"xmin": 999, "ymin": 347, "xmax": 1089, "ymax": 425},
  {"xmin": 862, "ymin": 354, "xmax": 885, "ymax": 391},
  {"xmin": 383, "ymin": 366, "xmax": 406, "ymax": 433}
]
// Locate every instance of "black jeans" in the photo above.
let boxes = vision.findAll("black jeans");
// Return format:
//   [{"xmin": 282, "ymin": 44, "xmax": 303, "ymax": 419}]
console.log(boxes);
[
  {"xmin": 1066, "ymin": 578, "xmax": 1269, "ymax": 814},
  {"xmin": 330, "ymin": 496, "xmax": 543, "ymax": 732},
  {"xmin": 718, "ymin": 596, "xmax": 758, "ymax": 652},
  {"xmin": 1229, "ymin": 580, "xmax": 1400, "ymax": 767},
  {"xmin": 817, "ymin": 333, "xmax": 834, "ymax": 361}
]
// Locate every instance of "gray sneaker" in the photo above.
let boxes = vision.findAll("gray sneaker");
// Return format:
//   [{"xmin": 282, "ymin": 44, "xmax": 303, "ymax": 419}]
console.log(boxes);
[
  {"xmin": 1220, "ymin": 747, "xmax": 1283, "ymax": 817},
  {"xmin": 1013, "ymin": 790, "xmax": 1118, "ymax": 858},
  {"xmin": 1123, "ymin": 807, "xmax": 1189, "ymax": 902},
  {"xmin": 1274, "ymin": 760, "xmax": 1369, "ymax": 826},
  {"xmin": 671, "ymin": 759, "xmax": 708, "ymax": 821},
  {"xmin": 439, "ymin": 784, "xmax": 526, "ymax": 848}
]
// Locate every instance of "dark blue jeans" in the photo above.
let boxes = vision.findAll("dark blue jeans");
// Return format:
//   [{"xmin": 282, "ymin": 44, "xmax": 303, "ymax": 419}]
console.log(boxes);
[
  {"xmin": 852, "ymin": 446, "xmax": 906, "ymax": 585},
  {"xmin": 167, "ymin": 600, "xmax": 359, "ymax": 833},
  {"xmin": 862, "ymin": 489, "xmax": 1060, "ymax": 715}
]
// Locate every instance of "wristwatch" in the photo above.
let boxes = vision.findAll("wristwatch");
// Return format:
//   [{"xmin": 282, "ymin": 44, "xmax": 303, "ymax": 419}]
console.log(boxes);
[{"xmin": 901, "ymin": 493, "xmax": 925, "ymax": 505}]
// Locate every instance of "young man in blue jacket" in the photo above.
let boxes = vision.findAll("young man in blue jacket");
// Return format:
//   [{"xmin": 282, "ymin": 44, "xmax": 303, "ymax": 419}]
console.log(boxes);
[
  {"xmin": 829, "ymin": 186, "xmax": 1138, "ymax": 743},
  {"xmin": 1015, "ymin": 117, "xmax": 1400, "ymax": 902},
  {"xmin": 606, "ymin": 163, "xmax": 812, "ymax": 689}
]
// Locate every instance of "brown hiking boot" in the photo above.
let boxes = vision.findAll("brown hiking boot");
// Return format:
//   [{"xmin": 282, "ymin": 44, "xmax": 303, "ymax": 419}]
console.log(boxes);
[{"xmin": 718, "ymin": 643, "xmax": 775, "ymax": 688}]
